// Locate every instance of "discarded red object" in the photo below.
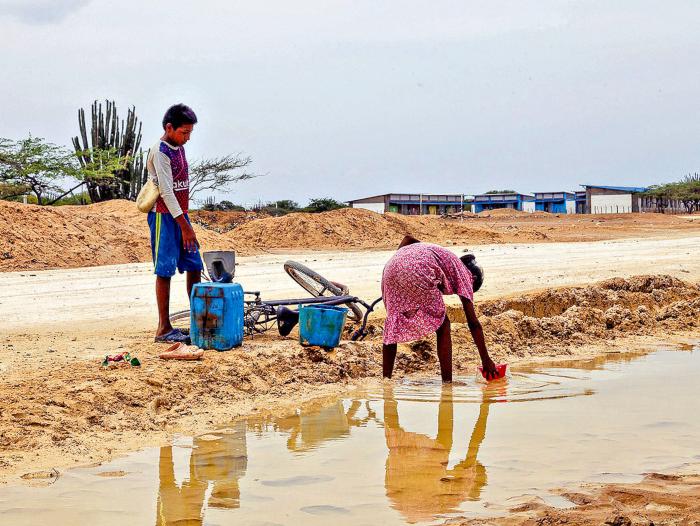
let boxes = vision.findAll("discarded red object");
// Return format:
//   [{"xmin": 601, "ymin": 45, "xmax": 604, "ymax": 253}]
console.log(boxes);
[{"xmin": 478, "ymin": 363, "xmax": 508, "ymax": 381}]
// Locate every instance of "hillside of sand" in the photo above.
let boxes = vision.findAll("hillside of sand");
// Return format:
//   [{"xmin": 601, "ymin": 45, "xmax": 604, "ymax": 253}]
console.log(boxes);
[{"xmin": 1, "ymin": 199, "xmax": 699, "ymax": 272}]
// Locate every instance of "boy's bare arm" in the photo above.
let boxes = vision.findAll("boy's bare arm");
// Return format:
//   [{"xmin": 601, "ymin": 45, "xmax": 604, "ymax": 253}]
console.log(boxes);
[{"xmin": 175, "ymin": 215, "xmax": 199, "ymax": 252}]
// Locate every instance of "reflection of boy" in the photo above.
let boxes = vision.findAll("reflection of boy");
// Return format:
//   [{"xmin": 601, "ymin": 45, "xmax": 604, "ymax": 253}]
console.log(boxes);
[
  {"xmin": 147, "ymin": 104, "xmax": 203, "ymax": 343},
  {"xmin": 156, "ymin": 423, "xmax": 248, "ymax": 525}
]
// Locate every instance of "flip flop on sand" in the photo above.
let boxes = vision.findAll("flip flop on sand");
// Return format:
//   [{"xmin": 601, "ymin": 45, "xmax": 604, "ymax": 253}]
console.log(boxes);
[
  {"xmin": 158, "ymin": 343, "xmax": 204, "ymax": 361},
  {"xmin": 154, "ymin": 329, "xmax": 191, "ymax": 344}
]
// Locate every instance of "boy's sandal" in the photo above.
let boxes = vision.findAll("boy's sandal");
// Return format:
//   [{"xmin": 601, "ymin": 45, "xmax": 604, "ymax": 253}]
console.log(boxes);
[{"xmin": 154, "ymin": 329, "xmax": 191, "ymax": 344}]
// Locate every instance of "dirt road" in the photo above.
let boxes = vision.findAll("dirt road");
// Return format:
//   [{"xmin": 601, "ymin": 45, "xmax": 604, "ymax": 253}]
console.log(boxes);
[{"xmin": 2, "ymin": 235, "xmax": 698, "ymax": 334}]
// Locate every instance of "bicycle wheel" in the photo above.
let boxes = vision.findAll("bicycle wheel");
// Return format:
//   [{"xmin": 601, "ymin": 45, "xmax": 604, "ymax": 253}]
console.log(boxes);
[
  {"xmin": 283, "ymin": 260, "xmax": 363, "ymax": 322},
  {"xmin": 169, "ymin": 309, "xmax": 190, "ymax": 331}
]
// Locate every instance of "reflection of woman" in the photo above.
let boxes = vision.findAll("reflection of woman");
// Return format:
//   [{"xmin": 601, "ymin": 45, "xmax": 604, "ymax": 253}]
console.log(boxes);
[
  {"xmin": 383, "ymin": 386, "xmax": 489, "ymax": 524},
  {"xmin": 156, "ymin": 422, "xmax": 247, "ymax": 525}
]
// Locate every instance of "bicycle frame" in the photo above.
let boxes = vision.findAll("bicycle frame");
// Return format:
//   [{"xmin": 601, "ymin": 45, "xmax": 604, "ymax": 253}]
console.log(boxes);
[
  {"xmin": 244, "ymin": 293, "xmax": 382, "ymax": 341},
  {"xmin": 174, "ymin": 256, "xmax": 383, "ymax": 341}
]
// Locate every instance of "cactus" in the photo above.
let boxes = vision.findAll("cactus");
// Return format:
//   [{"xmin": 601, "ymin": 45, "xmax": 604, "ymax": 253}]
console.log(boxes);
[{"xmin": 72, "ymin": 100, "xmax": 146, "ymax": 202}]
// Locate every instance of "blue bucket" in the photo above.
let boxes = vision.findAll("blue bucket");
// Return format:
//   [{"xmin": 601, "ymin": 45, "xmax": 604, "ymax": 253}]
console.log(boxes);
[{"xmin": 298, "ymin": 304, "xmax": 348, "ymax": 349}]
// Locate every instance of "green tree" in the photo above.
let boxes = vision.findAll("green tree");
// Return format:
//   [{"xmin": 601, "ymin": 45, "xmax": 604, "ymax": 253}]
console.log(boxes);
[
  {"xmin": 645, "ymin": 173, "xmax": 700, "ymax": 213},
  {"xmin": 200, "ymin": 197, "xmax": 246, "ymax": 211},
  {"xmin": 303, "ymin": 197, "xmax": 347, "ymax": 213},
  {"xmin": 273, "ymin": 199, "xmax": 299, "ymax": 211},
  {"xmin": 0, "ymin": 182, "xmax": 30, "ymax": 200},
  {"xmin": 485, "ymin": 189, "xmax": 516, "ymax": 194},
  {"xmin": 0, "ymin": 136, "xmax": 79, "ymax": 205},
  {"xmin": 60, "ymin": 146, "xmax": 131, "ymax": 204}
]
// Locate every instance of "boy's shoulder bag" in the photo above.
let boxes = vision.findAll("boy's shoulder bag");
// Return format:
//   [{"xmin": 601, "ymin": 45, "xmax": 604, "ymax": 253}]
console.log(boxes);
[{"xmin": 136, "ymin": 178, "xmax": 160, "ymax": 213}]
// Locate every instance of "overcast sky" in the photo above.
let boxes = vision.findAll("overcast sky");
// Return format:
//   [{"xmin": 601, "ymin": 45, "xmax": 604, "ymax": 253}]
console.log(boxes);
[{"xmin": 2, "ymin": 0, "xmax": 699, "ymax": 205}]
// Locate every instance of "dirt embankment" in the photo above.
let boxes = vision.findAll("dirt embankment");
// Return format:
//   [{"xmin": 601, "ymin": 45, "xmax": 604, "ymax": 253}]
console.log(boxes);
[
  {"xmin": 1, "ymin": 200, "xmax": 699, "ymax": 272},
  {"xmin": 0, "ymin": 275, "xmax": 698, "ymax": 483},
  {"xmin": 453, "ymin": 472, "xmax": 700, "ymax": 525},
  {"xmin": 443, "ymin": 274, "xmax": 699, "ymax": 363},
  {"xmin": 0, "ymin": 200, "xmax": 223, "ymax": 271}
]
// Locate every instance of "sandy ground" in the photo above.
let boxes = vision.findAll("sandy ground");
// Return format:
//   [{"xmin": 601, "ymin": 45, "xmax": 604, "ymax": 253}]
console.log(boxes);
[{"xmin": 1, "ymin": 232, "xmax": 699, "ymax": 524}]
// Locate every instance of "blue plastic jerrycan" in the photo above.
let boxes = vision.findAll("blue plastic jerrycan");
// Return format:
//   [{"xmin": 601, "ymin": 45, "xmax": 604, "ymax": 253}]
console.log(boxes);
[
  {"xmin": 190, "ymin": 282, "xmax": 244, "ymax": 351},
  {"xmin": 298, "ymin": 304, "xmax": 348, "ymax": 349}
]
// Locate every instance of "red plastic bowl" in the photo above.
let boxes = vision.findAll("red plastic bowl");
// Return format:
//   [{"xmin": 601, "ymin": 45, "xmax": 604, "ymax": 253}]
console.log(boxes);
[{"xmin": 478, "ymin": 363, "xmax": 508, "ymax": 381}]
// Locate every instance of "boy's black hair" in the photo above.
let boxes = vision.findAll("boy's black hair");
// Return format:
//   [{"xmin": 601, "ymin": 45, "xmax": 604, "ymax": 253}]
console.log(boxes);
[
  {"xmin": 162, "ymin": 103, "xmax": 198, "ymax": 130},
  {"xmin": 460, "ymin": 254, "xmax": 484, "ymax": 292}
]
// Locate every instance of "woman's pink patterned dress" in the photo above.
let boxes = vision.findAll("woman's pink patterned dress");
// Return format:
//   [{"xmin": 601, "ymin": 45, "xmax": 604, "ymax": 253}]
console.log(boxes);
[{"xmin": 381, "ymin": 243, "xmax": 474, "ymax": 344}]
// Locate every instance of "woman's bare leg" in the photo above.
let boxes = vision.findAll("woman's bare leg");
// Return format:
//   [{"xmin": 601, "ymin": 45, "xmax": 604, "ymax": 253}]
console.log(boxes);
[
  {"xmin": 436, "ymin": 316, "xmax": 453, "ymax": 383},
  {"xmin": 383, "ymin": 344, "xmax": 398, "ymax": 378}
]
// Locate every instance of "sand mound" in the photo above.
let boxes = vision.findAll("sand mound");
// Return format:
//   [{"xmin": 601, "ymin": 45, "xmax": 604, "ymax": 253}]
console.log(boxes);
[
  {"xmin": 0, "ymin": 200, "xmax": 225, "ymax": 271},
  {"xmin": 478, "ymin": 208, "xmax": 528, "ymax": 218},
  {"xmin": 0, "ymin": 200, "xmax": 149, "ymax": 270},
  {"xmin": 2, "ymin": 200, "xmax": 699, "ymax": 272},
  {"xmin": 190, "ymin": 210, "xmax": 266, "ymax": 233},
  {"xmin": 227, "ymin": 208, "xmax": 502, "ymax": 251},
  {"xmin": 528, "ymin": 211, "xmax": 554, "ymax": 218},
  {"xmin": 0, "ymin": 203, "xmax": 504, "ymax": 270},
  {"xmin": 443, "ymin": 211, "xmax": 479, "ymax": 219},
  {"xmin": 478, "ymin": 275, "xmax": 690, "ymax": 318},
  {"xmin": 445, "ymin": 275, "xmax": 700, "ymax": 360}
]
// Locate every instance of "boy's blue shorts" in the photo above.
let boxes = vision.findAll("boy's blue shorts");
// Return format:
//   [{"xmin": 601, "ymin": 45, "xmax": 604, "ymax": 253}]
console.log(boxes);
[{"xmin": 148, "ymin": 212, "xmax": 203, "ymax": 278}]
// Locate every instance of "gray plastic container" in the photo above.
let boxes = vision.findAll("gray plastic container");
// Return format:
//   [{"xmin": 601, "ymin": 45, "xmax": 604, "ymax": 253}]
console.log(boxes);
[{"xmin": 203, "ymin": 250, "xmax": 236, "ymax": 281}]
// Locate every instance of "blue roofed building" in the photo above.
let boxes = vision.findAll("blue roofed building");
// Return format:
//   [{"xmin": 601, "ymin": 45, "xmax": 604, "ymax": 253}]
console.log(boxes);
[
  {"xmin": 533, "ymin": 192, "xmax": 577, "ymax": 214},
  {"xmin": 471, "ymin": 192, "xmax": 535, "ymax": 213}
]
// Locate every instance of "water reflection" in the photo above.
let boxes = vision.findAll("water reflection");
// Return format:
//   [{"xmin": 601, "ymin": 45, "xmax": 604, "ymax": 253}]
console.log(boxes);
[
  {"xmin": 156, "ymin": 422, "xmax": 247, "ymax": 525},
  {"xmin": 275, "ymin": 400, "xmax": 378, "ymax": 452},
  {"xmin": 5, "ymin": 349, "xmax": 700, "ymax": 525},
  {"xmin": 383, "ymin": 385, "xmax": 492, "ymax": 523}
]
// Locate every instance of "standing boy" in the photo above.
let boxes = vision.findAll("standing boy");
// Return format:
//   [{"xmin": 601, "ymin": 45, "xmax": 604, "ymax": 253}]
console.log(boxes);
[{"xmin": 147, "ymin": 104, "xmax": 202, "ymax": 343}]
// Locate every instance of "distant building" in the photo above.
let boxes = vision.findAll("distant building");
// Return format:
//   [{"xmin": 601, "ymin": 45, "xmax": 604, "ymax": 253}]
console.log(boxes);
[
  {"xmin": 471, "ymin": 192, "xmax": 535, "ymax": 213},
  {"xmin": 582, "ymin": 185, "xmax": 649, "ymax": 214},
  {"xmin": 346, "ymin": 193, "xmax": 464, "ymax": 215},
  {"xmin": 534, "ymin": 192, "xmax": 577, "ymax": 214},
  {"xmin": 347, "ymin": 186, "xmax": 657, "ymax": 216},
  {"xmin": 575, "ymin": 191, "xmax": 587, "ymax": 214}
]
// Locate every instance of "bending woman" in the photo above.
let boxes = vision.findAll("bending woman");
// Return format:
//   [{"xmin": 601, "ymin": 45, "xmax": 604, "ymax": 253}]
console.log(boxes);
[{"xmin": 381, "ymin": 235, "xmax": 497, "ymax": 382}]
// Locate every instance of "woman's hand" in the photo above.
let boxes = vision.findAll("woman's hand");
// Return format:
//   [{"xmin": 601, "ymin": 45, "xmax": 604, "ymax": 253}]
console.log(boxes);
[{"xmin": 480, "ymin": 356, "xmax": 498, "ymax": 380}]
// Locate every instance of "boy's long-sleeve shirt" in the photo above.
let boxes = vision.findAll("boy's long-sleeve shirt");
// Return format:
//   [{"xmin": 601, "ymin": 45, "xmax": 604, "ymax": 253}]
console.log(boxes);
[{"xmin": 146, "ymin": 140, "xmax": 190, "ymax": 218}]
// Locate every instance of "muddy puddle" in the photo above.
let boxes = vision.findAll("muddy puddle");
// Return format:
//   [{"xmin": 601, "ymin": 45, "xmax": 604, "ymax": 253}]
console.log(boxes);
[{"xmin": 1, "ymin": 348, "xmax": 699, "ymax": 525}]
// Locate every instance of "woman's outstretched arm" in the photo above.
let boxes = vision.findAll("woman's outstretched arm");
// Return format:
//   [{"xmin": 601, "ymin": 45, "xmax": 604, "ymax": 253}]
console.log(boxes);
[{"xmin": 461, "ymin": 297, "xmax": 498, "ymax": 379}]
